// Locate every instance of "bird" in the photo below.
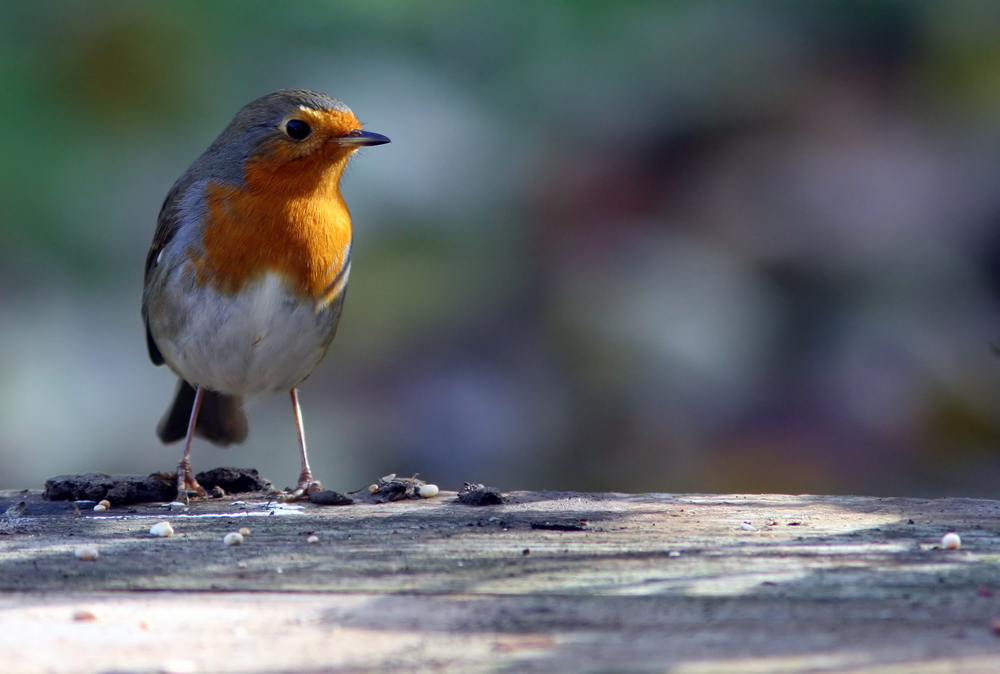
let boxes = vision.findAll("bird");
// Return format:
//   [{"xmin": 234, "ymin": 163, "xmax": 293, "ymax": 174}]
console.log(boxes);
[{"xmin": 142, "ymin": 89, "xmax": 389, "ymax": 502}]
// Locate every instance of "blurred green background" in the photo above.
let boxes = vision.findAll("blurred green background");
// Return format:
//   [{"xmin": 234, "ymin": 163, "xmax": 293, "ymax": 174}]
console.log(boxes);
[{"xmin": 3, "ymin": 0, "xmax": 1000, "ymax": 497}]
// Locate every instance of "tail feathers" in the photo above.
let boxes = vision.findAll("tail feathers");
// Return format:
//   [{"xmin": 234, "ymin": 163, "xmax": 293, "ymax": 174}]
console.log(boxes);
[{"xmin": 156, "ymin": 380, "xmax": 249, "ymax": 446}]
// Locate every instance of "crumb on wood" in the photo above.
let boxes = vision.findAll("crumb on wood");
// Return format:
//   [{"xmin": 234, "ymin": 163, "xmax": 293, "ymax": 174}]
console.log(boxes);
[{"xmin": 349, "ymin": 474, "xmax": 428, "ymax": 504}]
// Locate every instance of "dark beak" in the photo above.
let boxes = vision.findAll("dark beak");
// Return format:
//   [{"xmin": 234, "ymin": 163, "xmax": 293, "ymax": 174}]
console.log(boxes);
[{"xmin": 337, "ymin": 130, "xmax": 391, "ymax": 146}]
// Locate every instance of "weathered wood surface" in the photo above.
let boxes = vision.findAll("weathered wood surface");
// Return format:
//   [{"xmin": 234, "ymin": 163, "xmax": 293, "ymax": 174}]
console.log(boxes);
[{"xmin": 3, "ymin": 489, "xmax": 1000, "ymax": 673}]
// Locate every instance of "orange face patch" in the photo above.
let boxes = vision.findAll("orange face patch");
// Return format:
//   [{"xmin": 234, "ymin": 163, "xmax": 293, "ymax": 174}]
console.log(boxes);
[{"xmin": 250, "ymin": 107, "xmax": 364, "ymax": 173}]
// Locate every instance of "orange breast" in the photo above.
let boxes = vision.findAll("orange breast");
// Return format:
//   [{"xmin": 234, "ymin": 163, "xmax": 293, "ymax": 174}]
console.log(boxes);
[{"xmin": 195, "ymin": 148, "xmax": 354, "ymax": 301}]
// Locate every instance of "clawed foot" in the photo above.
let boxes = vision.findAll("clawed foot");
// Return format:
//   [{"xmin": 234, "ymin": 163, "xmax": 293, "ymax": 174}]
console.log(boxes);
[
  {"xmin": 175, "ymin": 462, "xmax": 207, "ymax": 503},
  {"xmin": 277, "ymin": 478, "xmax": 323, "ymax": 503}
]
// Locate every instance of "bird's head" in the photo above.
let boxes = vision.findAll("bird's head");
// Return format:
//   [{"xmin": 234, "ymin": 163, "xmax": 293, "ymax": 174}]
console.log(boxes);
[{"xmin": 197, "ymin": 89, "xmax": 390, "ymax": 192}]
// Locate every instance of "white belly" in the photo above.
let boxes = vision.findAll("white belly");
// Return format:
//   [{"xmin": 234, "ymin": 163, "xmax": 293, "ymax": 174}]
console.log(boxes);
[{"xmin": 151, "ymin": 271, "xmax": 339, "ymax": 396}]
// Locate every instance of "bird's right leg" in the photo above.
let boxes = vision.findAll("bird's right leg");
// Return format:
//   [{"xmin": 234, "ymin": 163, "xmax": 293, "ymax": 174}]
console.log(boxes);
[{"xmin": 176, "ymin": 384, "xmax": 208, "ymax": 501}]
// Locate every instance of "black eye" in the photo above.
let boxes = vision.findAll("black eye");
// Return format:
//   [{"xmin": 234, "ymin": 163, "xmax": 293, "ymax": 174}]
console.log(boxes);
[{"xmin": 285, "ymin": 119, "xmax": 311, "ymax": 140}]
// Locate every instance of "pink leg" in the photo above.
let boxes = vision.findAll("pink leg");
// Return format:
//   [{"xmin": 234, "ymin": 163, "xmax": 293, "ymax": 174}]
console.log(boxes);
[
  {"xmin": 176, "ymin": 385, "xmax": 208, "ymax": 500},
  {"xmin": 278, "ymin": 387, "xmax": 322, "ymax": 502}
]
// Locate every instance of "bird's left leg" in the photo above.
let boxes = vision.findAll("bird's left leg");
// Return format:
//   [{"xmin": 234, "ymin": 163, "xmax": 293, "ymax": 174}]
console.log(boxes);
[{"xmin": 278, "ymin": 387, "xmax": 323, "ymax": 502}]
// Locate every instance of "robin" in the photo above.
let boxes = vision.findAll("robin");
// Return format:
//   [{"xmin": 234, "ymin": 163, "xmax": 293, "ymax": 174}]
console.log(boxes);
[{"xmin": 142, "ymin": 89, "xmax": 389, "ymax": 501}]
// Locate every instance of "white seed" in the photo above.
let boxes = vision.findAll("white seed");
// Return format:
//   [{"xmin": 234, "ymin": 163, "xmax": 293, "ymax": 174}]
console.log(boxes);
[
  {"xmin": 741, "ymin": 522, "xmax": 757, "ymax": 531},
  {"xmin": 367, "ymin": 484, "xmax": 379, "ymax": 494},
  {"xmin": 238, "ymin": 527, "xmax": 251, "ymax": 536},
  {"xmin": 93, "ymin": 504, "xmax": 107, "ymax": 513},
  {"xmin": 942, "ymin": 532, "xmax": 961, "ymax": 550},
  {"xmin": 98, "ymin": 500, "xmax": 111, "ymax": 509},
  {"xmin": 418, "ymin": 484, "xmax": 439, "ymax": 498},
  {"xmin": 307, "ymin": 534, "xmax": 319, "ymax": 544},
  {"xmin": 75, "ymin": 545, "xmax": 99, "ymax": 561},
  {"xmin": 159, "ymin": 660, "xmax": 197, "ymax": 674},
  {"xmin": 149, "ymin": 521, "xmax": 174, "ymax": 538},
  {"xmin": 224, "ymin": 532, "xmax": 244, "ymax": 546}
]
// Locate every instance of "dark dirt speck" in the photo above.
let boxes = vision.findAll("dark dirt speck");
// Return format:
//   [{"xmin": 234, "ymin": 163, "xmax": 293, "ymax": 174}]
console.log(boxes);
[{"xmin": 457, "ymin": 483, "xmax": 504, "ymax": 506}]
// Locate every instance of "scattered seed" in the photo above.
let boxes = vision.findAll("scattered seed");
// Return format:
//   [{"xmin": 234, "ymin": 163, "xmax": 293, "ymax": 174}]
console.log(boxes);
[
  {"xmin": 93, "ymin": 504, "xmax": 107, "ymax": 513},
  {"xmin": 418, "ymin": 484, "xmax": 439, "ymax": 498},
  {"xmin": 98, "ymin": 500, "xmax": 111, "ymax": 509},
  {"xmin": 75, "ymin": 545, "xmax": 99, "ymax": 561},
  {"xmin": 239, "ymin": 527, "xmax": 251, "ymax": 536},
  {"xmin": 741, "ymin": 522, "xmax": 757, "ymax": 531},
  {"xmin": 224, "ymin": 532, "xmax": 244, "ymax": 546},
  {"xmin": 942, "ymin": 532, "xmax": 961, "ymax": 550},
  {"xmin": 72, "ymin": 609, "xmax": 97, "ymax": 622},
  {"xmin": 149, "ymin": 521, "xmax": 174, "ymax": 538},
  {"xmin": 367, "ymin": 484, "xmax": 379, "ymax": 494},
  {"xmin": 307, "ymin": 535, "xmax": 319, "ymax": 544}
]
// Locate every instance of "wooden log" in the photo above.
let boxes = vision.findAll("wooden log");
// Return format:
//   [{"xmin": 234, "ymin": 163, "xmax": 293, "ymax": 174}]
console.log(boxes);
[{"xmin": 2, "ymin": 489, "xmax": 1000, "ymax": 672}]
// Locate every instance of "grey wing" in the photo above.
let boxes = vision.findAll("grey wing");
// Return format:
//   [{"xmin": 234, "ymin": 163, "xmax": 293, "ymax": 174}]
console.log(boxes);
[
  {"xmin": 315, "ymin": 242, "xmax": 352, "ymax": 351},
  {"xmin": 142, "ymin": 183, "xmax": 186, "ymax": 366}
]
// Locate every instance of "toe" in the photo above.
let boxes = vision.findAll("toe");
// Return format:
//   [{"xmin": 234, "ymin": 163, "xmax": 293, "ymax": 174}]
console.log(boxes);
[{"xmin": 278, "ymin": 480, "xmax": 322, "ymax": 503}]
